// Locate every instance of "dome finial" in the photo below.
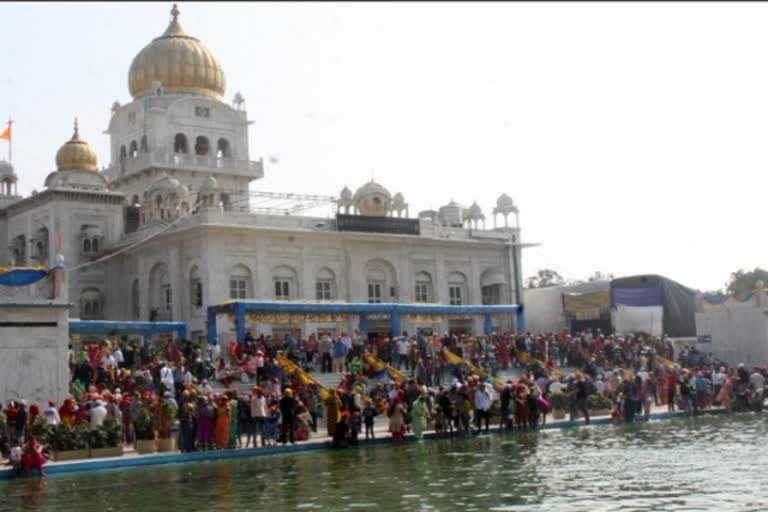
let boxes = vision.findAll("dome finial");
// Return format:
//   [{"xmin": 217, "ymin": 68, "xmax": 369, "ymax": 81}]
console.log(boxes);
[
  {"xmin": 162, "ymin": 3, "xmax": 186, "ymax": 37},
  {"xmin": 71, "ymin": 117, "xmax": 81, "ymax": 141}
]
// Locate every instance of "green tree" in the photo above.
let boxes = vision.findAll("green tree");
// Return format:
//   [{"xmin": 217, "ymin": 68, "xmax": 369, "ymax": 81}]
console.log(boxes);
[
  {"xmin": 526, "ymin": 269, "xmax": 566, "ymax": 289},
  {"xmin": 588, "ymin": 271, "xmax": 615, "ymax": 282},
  {"xmin": 726, "ymin": 267, "xmax": 768, "ymax": 294}
]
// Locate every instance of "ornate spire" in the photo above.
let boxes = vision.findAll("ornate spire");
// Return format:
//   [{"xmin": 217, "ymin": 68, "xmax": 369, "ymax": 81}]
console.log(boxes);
[
  {"xmin": 71, "ymin": 118, "xmax": 81, "ymax": 142},
  {"xmin": 162, "ymin": 3, "xmax": 187, "ymax": 38}
]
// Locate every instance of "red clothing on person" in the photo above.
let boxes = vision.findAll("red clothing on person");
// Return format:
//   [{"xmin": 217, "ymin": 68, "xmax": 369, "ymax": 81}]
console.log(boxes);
[{"xmin": 22, "ymin": 441, "xmax": 46, "ymax": 475}]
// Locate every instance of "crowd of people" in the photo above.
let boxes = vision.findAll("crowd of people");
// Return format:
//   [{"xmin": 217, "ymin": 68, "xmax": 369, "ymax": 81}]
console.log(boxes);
[{"xmin": 2, "ymin": 327, "xmax": 767, "ymax": 478}]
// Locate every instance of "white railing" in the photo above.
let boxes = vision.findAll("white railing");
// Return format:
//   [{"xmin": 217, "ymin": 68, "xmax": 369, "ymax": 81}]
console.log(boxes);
[{"xmin": 106, "ymin": 151, "xmax": 264, "ymax": 180}]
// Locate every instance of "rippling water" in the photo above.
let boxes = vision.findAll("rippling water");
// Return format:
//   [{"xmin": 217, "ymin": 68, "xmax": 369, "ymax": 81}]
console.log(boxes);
[{"xmin": 2, "ymin": 413, "xmax": 767, "ymax": 511}]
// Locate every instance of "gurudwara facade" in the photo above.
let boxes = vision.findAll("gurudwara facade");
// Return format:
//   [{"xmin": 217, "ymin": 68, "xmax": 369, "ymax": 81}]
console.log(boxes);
[{"xmin": 0, "ymin": 5, "xmax": 531, "ymax": 342}]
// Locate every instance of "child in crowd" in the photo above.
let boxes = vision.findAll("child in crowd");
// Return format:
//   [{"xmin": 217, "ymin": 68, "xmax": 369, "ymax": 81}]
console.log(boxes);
[
  {"xmin": 362, "ymin": 398, "xmax": 377, "ymax": 441},
  {"xmin": 9, "ymin": 439, "xmax": 23, "ymax": 478},
  {"xmin": 264, "ymin": 400, "xmax": 281, "ymax": 446},
  {"xmin": 348, "ymin": 407, "xmax": 362, "ymax": 446},
  {"xmin": 433, "ymin": 405, "xmax": 447, "ymax": 436},
  {"xmin": 611, "ymin": 393, "xmax": 624, "ymax": 424}
]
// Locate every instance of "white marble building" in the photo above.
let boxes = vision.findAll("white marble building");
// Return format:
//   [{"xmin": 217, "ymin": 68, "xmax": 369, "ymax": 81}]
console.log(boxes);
[{"xmin": 0, "ymin": 5, "xmax": 532, "ymax": 342}]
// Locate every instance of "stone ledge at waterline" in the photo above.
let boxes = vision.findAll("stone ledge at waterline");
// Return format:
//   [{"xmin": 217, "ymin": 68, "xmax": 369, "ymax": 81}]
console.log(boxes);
[{"xmin": 0, "ymin": 407, "xmax": 728, "ymax": 481}]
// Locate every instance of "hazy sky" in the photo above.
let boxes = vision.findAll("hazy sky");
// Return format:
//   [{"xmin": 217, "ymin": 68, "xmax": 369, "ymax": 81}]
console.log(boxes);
[{"xmin": 0, "ymin": 2, "xmax": 764, "ymax": 292}]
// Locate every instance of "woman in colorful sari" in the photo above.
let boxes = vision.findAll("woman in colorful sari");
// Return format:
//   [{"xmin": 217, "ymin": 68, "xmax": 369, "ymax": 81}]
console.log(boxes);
[
  {"xmin": 410, "ymin": 393, "xmax": 430, "ymax": 440},
  {"xmin": 214, "ymin": 397, "xmax": 231, "ymax": 449},
  {"xmin": 324, "ymin": 388, "xmax": 342, "ymax": 439},
  {"xmin": 195, "ymin": 396, "xmax": 215, "ymax": 450},
  {"xmin": 228, "ymin": 392, "xmax": 239, "ymax": 448},
  {"xmin": 716, "ymin": 369, "xmax": 734, "ymax": 414},
  {"xmin": 388, "ymin": 397, "xmax": 406, "ymax": 443}
]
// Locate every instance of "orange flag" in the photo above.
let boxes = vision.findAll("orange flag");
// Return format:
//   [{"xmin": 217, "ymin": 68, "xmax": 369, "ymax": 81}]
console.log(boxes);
[{"xmin": 0, "ymin": 123, "xmax": 9, "ymax": 142}]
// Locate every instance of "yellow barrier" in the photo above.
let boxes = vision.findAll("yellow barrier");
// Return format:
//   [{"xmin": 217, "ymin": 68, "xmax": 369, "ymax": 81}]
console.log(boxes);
[
  {"xmin": 514, "ymin": 349, "xmax": 563, "ymax": 379},
  {"xmin": 362, "ymin": 352, "xmax": 407, "ymax": 383},
  {"xmin": 443, "ymin": 348, "xmax": 505, "ymax": 392},
  {"xmin": 654, "ymin": 354, "xmax": 677, "ymax": 370},
  {"xmin": 276, "ymin": 353, "xmax": 329, "ymax": 400}
]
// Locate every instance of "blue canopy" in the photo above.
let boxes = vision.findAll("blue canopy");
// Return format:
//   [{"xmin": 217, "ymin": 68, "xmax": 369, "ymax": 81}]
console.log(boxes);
[
  {"xmin": 0, "ymin": 267, "xmax": 50, "ymax": 286},
  {"xmin": 207, "ymin": 300, "xmax": 523, "ymax": 344},
  {"xmin": 69, "ymin": 320, "xmax": 187, "ymax": 339}
]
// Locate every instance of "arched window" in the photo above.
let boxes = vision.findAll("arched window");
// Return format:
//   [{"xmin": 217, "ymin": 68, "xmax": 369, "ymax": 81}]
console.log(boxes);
[
  {"xmin": 80, "ymin": 288, "xmax": 103, "ymax": 319},
  {"xmin": 273, "ymin": 265, "xmax": 298, "ymax": 301},
  {"xmin": 140, "ymin": 135, "xmax": 148, "ymax": 153},
  {"xmin": 229, "ymin": 264, "xmax": 253, "ymax": 300},
  {"xmin": 220, "ymin": 192, "xmax": 231, "ymax": 211},
  {"xmin": 174, "ymin": 133, "xmax": 188, "ymax": 154},
  {"xmin": 216, "ymin": 138, "xmax": 231, "ymax": 158},
  {"xmin": 92, "ymin": 238, "xmax": 99, "ymax": 253},
  {"xmin": 365, "ymin": 259, "xmax": 397, "ymax": 303},
  {"xmin": 480, "ymin": 268, "xmax": 505, "ymax": 305},
  {"xmin": 149, "ymin": 262, "xmax": 171, "ymax": 321},
  {"xmin": 414, "ymin": 271, "xmax": 433, "ymax": 303},
  {"xmin": 11, "ymin": 235, "xmax": 26, "ymax": 265},
  {"xmin": 315, "ymin": 267, "xmax": 336, "ymax": 300},
  {"xmin": 131, "ymin": 279, "xmax": 140, "ymax": 320},
  {"xmin": 190, "ymin": 266, "xmax": 203, "ymax": 309},
  {"xmin": 448, "ymin": 272, "xmax": 467, "ymax": 306},
  {"xmin": 119, "ymin": 145, "xmax": 127, "ymax": 172},
  {"xmin": 131, "ymin": 195, "xmax": 140, "ymax": 207},
  {"xmin": 156, "ymin": 195, "xmax": 164, "ymax": 220},
  {"xmin": 83, "ymin": 239, "xmax": 91, "ymax": 253},
  {"xmin": 129, "ymin": 140, "xmax": 138, "ymax": 158},
  {"xmin": 195, "ymin": 136, "xmax": 210, "ymax": 156}
]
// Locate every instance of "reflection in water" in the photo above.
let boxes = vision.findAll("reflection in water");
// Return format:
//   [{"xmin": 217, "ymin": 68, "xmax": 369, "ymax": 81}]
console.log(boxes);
[{"xmin": 2, "ymin": 414, "xmax": 768, "ymax": 512}]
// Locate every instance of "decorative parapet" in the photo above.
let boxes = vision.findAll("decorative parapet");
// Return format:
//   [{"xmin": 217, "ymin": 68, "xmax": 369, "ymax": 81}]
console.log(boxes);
[{"xmin": 105, "ymin": 151, "xmax": 264, "ymax": 182}]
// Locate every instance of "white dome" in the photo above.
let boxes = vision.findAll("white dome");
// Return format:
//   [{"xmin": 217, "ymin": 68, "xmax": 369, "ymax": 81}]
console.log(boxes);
[
  {"xmin": 438, "ymin": 200, "xmax": 465, "ymax": 227},
  {"xmin": 496, "ymin": 193, "xmax": 515, "ymax": 210},
  {"xmin": 467, "ymin": 201, "xmax": 484, "ymax": 220},
  {"xmin": 339, "ymin": 186, "xmax": 353, "ymax": 202},
  {"xmin": 353, "ymin": 180, "xmax": 392, "ymax": 216},
  {"xmin": 148, "ymin": 173, "xmax": 188, "ymax": 196},
  {"xmin": 393, "ymin": 192, "xmax": 406, "ymax": 208},
  {"xmin": 353, "ymin": 180, "xmax": 391, "ymax": 202},
  {"xmin": 0, "ymin": 159, "xmax": 14, "ymax": 176},
  {"xmin": 200, "ymin": 174, "xmax": 219, "ymax": 192}
]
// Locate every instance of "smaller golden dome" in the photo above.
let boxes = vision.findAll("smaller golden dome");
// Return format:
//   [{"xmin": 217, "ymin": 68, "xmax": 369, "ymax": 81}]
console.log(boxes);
[{"xmin": 55, "ymin": 119, "xmax": 98, "ymax": 172}]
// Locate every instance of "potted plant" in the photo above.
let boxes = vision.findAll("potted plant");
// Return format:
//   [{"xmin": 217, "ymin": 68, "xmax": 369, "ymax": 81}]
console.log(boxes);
[
  {"xmin": 90, "ymin": 417, "xmax": 124, "ymax": 458},
  {"xmin": 157, "ymin": 401, "xmax": 178, "ymax": 452},
  {"xmin": 49, "ymin": 422, "xmax": 89, "ymax": 461},
  {"xmin": 587, "ymin": 393, "xmax": 611, "ymax": 417},
  {"xmin": 548, "ymin": 392, "xmax": 569, "ymax": 420},
  {"xmin": 134, "ymin": 406, "xmax": 158, "ymax": 454},
  {"xmin": 29, "ymin": 415, "xmax": 52, "ymax": 443}
]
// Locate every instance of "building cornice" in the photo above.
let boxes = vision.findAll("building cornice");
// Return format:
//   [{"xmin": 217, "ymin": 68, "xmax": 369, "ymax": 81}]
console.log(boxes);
[
  {"xmin": 120, "ymin": 221, "xmax": 529, "ymax": 253},
  {"xmin": 0, "ymin": 189, "xmax": 125, "ymax": 217}
]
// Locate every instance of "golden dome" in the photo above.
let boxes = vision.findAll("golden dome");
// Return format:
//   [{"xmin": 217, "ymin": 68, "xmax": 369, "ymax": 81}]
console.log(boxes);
[
  {"xmin": 128, "ymin": 4, "xmax": 225, "ymax": 100},
  {"xmin": 55, "ymin": 119, "xmax": 98, "ymax": 172}
]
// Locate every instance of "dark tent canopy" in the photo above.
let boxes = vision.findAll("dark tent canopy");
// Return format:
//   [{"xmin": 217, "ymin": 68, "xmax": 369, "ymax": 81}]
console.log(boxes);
[{"xmin": 610, "ymin": 274, "xmax": 697, "ymax": 337}]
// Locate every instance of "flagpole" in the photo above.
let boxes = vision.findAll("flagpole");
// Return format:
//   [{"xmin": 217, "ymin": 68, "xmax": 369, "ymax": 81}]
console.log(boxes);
[{"xmin": 7, "ymin": 118, "xmax": 12, "ymax": 163}]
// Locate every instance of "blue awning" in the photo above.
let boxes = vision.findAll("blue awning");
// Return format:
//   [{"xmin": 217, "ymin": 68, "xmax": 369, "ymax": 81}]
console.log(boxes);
[
  {"xmin": 208, "ymin": 300, "xmax": 520, "ymax": 316},
  {"xmin": 69, "ymin": 320, "xmax": 187, "ymax": 338},
  {"xmin": 207, "ymin": 300, "xmax": 523, "ymax": 344}
]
